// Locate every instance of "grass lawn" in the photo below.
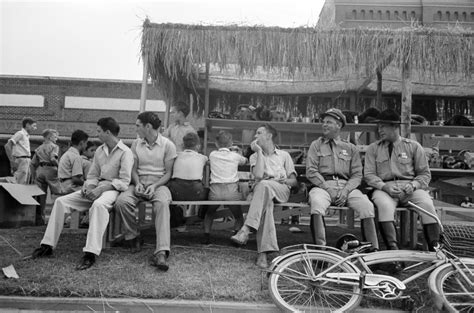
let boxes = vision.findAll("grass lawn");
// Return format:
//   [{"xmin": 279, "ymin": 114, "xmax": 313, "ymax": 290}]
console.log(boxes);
[{"xmin": 0, "ymin": 221, "xmax": 435, "ymax": 311}]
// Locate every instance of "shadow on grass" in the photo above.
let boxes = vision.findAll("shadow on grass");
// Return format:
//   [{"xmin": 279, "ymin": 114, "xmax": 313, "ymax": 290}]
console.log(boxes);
[{"xmin": 0, "ymin": 223, "xmax": 435, "ymax": 311}]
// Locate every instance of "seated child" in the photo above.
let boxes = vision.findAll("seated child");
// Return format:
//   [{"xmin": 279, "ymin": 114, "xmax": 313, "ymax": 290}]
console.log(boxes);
[
  {"xmin": 203, "ymin": 131, "xmax": 247, "ymax": 244},
  {"xmin": 168, "ymin": 132, "xmax": 208, "ymax": 201}
]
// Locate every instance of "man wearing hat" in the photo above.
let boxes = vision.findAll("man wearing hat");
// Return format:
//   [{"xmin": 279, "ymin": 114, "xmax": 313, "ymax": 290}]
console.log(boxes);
[
  {"xmin": 364, "ymin": 109, "xmax": 440, "ymax": 251},
  {"xmin": 306, "ymin": 108, "xmax": 379, "ymax": 250}
]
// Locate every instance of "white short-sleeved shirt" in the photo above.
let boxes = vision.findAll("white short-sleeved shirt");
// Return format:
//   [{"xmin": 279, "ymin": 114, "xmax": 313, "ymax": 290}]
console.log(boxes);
[
  {"xmin": 9, "ymin": 128, "xmax": 31, "ymax": 157},
  {"xmin": 58, "ymin": 147, "xmax": 83, "ymax": 179},
  {"xmin": 209, "ymin": 148, "xmax": 247, "ymax": 184},
  {"xmin": 172, "ymin": 149, "xmax": 208, "ymax": 180},
  {"xmin": 249, "ymin": 148, "xmax": 296, "ymax": 181}
]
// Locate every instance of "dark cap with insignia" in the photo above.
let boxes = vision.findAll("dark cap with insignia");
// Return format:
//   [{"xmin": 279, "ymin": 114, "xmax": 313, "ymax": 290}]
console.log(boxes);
[{"xmin": 321, "ymin": 108, "xmax": 347, "ymax": 128}]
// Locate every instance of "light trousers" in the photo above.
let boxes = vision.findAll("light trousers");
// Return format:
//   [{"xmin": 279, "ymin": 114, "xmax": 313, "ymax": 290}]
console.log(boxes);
[
  {"xmin": 115, "ymin": 184, "xmax": 172, "ymax": 254},
  {"xmin": 41, "ymin": 189, "xmax": 119, "ymax": 255},
  {"xmin": 245, "ymin": 180, "xmax": 290, "ymax": 253},
  {"xmin": 13, "ymin": 157, "xmax": 30, "ymax": 184},
  {"xmin": 372, "ymin": 181, "xmax": 437, "ymax": 224}
]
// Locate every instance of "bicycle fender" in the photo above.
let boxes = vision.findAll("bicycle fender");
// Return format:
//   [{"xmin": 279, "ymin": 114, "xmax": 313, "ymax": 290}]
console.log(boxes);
[{"xmin": 325, "ymin": 273, "xmax": 406, "ymax": 291}]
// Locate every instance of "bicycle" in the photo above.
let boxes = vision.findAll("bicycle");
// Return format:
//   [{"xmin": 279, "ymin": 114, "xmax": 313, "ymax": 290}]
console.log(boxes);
[{"xmin": 267, "ymin": 201, "xmax": 474, "ymax": 312}]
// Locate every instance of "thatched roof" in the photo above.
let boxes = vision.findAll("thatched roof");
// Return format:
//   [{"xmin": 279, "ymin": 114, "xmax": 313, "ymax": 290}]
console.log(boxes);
[{"xmin": 141, "ymin": 20, "xmax": 473, "ymax": 93}]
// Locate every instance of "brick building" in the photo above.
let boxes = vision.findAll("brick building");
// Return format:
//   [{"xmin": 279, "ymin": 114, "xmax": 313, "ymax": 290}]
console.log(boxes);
[
  {"xmin": 0, "ymin": 75, "xmax": 166, "ymax": 139},
  {"xmin": 318, "ymin": 0, "xmax": 474, "ymax": 29}
]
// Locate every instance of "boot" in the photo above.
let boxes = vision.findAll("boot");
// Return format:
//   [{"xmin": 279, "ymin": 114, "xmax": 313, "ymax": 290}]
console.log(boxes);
[
  {"xmin": 423, "ymin": 223, "xmax": 441, "ymax": 251},
  {"xmin": 310, "ymin": 214, "xmax": 326, "ymax": 246},
  {"xmin": 361, "ymin": 218, "xmax": 379, "ymax": 251},
  {"xmin": 378, "ymin": 221, "xmax": 399, "ymax": 250}
]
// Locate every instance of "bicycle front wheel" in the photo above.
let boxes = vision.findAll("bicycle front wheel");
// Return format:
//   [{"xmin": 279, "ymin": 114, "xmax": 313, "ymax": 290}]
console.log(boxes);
[
  {"xmin": 430, "ymin": 259, "xmax": 474, "ymax": 313},
  {"xmin": 268, "ymin": 252, "xmax": 362, "ymax": 313}
]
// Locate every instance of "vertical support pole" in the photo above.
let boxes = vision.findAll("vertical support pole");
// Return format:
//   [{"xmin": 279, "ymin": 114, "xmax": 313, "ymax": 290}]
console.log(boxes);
[
  {"xmin": 139, "ymin": 53, "xmax": 149, "ymax": 113},
  {"xmin": 376, "ymin": 69, "xmax": 382, "ymax": 108},
  {"xmin": 401, "ymin": 61, "xmax": 412, "ymax": 138},
  {"xmin": 204, "ymin": 61, "xmax": 210, "ymax": 155}
]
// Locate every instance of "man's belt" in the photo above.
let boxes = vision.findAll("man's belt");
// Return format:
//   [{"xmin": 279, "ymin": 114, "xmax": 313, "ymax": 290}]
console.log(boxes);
[
  {"xmin": 14, "ymin": 155, "xmax": 30, "ymax": 159},
  {"xmin": 60, "ymin": 178, "xmax": 72, "ymax": 182},
  {"xmin": 322, "ymin": 174, "xmax": 346, "ymax": 181},
  {"xmin": 39, "ymin": 162, "xmax": 56, "ymax": 167}
]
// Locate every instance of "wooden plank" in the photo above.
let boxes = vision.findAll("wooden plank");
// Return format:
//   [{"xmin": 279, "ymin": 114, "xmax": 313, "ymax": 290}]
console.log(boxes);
[{"xmin": 401, "ymin": 60, "xmax": 412, "ymax": 138}]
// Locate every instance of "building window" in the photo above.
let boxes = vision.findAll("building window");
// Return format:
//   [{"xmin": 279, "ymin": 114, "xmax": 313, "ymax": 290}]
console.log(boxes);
[
  {"xmin": 352, "ymin": 9, "xmax": 357, "ymax": 19},
  {"xmin": 402, "ymin": 11, "xmax": 407, "ymax": 20},
  {"xmin": 454, "ymin": 11, "xmax": 459, "ymax": 21},
  {"xmin": 462, "ymin": 12, "xmax": 467, "ymax": 21},
  {"xmin": 378, "ymin": 10, "xmax": 383, "ymax": 20},
  {"xmin": 471, "ymin": 12, "xmax": 474, "ymax": 22},
  {"xmin": 369, "ymin": 10, "xmax": 374, "ymax": 19},
  {"xmin": 436, "ymin": 11, "xmax": 442, "ymax": 21},
  {"xmin": 446, "ymin": 11, "xmax": 450, "ymax": 21},
  {"xmin": 394, "ymin": 11, "xmax": 399, "ymax": 20},
  {"xmin": 386, "ymin": 10, "xmax": 391, "ymax": 20},
  {"xmin": 411, "ymin": 11, "xmax": 416, "ymax": 20},
  {"xmin": 361, "ymin": 10, "xmax": 366, "ymax": 19}
]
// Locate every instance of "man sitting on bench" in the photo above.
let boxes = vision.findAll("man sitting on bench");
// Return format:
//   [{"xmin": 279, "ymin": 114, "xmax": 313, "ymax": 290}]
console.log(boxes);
[
  {"xmin": 306, "ymin": 108, "xmax": 379, "ymax": 251},
  {"xmin": 231, "ymin": 123, "xmax": 297, "ymax": 269},
  {"xmin": 115, "ymin": 111, "xmax": 177, "ymax": 271}
]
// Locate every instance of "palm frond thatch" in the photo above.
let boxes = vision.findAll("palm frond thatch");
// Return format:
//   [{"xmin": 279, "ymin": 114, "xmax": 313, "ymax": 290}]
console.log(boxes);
[{"xmin": 141, "ymin": 20, "xmax": 473, "ymax": 87}]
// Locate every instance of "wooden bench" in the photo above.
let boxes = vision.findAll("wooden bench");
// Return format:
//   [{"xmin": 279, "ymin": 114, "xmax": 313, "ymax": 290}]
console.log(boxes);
[{"xmin": 103, "ymin": 200, "xmax": 421, "ymax": 249}]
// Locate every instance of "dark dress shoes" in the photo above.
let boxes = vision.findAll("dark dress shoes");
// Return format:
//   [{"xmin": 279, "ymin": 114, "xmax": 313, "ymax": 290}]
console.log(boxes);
[
  {"xmin": 31, "ymin": 244, "xmax": 53, "ymax": 259},
  {"xmin": 150, "ymin": 252, "xmax": 169, "ymax": 272},
  {"xmin": 76, "ymin": 252, "xmax": 96, "ymax": 270}
]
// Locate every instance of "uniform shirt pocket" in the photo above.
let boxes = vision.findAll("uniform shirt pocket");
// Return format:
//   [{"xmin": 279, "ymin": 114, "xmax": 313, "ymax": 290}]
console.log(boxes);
[
  {"xmin": 397, "ymin": 156, "xmax": 413, "ymax": 175},
  {"xmin": 317, "ymin": 152, "xmax": 333, "ymax": 172},
  {"xmin": 375, "ymin": 155, "xmax": 390, "ymax": 176},
  {"xmin": 337, "ymin": 153, "xmax": 351, "ymax": 174}
]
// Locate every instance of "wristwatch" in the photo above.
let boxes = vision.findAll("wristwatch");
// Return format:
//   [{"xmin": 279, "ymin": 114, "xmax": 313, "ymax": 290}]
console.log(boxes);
[{"xmin": 410, "ymin": 182, "xmax": 417, "ymax": 191}]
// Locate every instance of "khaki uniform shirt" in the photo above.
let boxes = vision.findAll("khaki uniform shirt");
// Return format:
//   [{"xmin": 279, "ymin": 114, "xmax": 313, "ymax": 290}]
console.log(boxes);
[
  {"xmin": 364, "ymin": 137, "xmax": 431, "ymax": 190},
  {"xmin": 33, "ymin": 142, "xmax": 59, "ymax": 164},
  {"xmin": 306, "ymin": 136, "xmax": 362, "ymax": 192}
]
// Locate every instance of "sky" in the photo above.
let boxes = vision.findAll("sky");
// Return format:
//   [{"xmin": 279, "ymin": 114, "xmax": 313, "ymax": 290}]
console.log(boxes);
[{"xmin": 1, "ymin": 0, "xmax": 325, "ymax": 81}]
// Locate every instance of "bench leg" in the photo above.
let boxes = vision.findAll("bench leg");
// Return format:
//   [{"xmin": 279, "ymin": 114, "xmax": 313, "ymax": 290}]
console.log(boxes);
[{"xmin": 70, "ymin": 211, "xmax": 80, "ymax": 229}]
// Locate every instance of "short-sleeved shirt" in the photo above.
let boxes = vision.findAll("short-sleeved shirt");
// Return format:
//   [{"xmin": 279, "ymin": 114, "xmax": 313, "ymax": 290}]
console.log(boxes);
[
  {"xmin": 132, "ymin": 134, "xmax": 177, "ymax": 177},
  {"xmin": 172, "ymin": 149, "xmax": 208, "ymax": 180},
  {"xmin": 85, "ymin": 140, "xmax": 134, "ymax": 192},
  {"xmin": 58, "ymin": 147, "xmax": 84, "ymax": 179},
  {"xmin": 209, "ymin": 148, "xmax": 247, "ymax": 184},
  {"xmin": 9, "ymin": 128, "xmax": 31, "ymax": 157},
  {"xmin": 249, "ymin": 148, "xmax": 296, "ymax": 181},
  {"xmin": 163, "ymin": 122, "xmax": 197, "ymax": 152},
  {"xmin": 306, "ymin": 136, "xmax": 362, "ymax": 192},
  {"xmin": 364, "ymin": 137, "xmax": 431, "ymax": 190},
  {"xmin": 34, "ymin": 142, "xmax": 59, "ymax": 164},
  {"xmin": 81, "ymin": 155, "xmax": 92, "ymax": 178}
]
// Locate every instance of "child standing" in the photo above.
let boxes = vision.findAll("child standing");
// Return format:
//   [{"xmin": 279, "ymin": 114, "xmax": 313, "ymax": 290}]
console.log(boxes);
[
  {"xmin": 203, "ymin": 131, "xmax": 247, "ymax": 244},
  {"xmin": 31, "ymin": 129, "xmax": 61, "ymax": 225},
  {"xmin": 163, "ymin": 101, "xmax": 197, "ymax": 152}
]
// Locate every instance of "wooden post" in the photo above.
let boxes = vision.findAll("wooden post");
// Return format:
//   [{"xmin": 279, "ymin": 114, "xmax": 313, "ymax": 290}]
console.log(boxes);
[
  {"xmin": 203, "ymin": 61, "xmax": 210, "ymax": 155},
  {"xmin": 401, "ymin": 61, "xmax": 412, "ymax": 138},
  {"xmin": 376, "ymin": 69, "xmax": 382, "ymax": 107},
  {"xmin": 139, "ymin": 53, "xmax": 149, "ymax": 113}
]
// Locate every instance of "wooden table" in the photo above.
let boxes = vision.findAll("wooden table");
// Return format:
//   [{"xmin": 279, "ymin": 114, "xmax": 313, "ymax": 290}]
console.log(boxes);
[{"xmin": 438, "ymin": 177, "xmax": 474, "ymax": 199}]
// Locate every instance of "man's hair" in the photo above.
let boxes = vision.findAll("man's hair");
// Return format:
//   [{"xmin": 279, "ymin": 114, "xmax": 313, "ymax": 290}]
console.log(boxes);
[
  {"xmin": 259, "ymin": 123, "xmax": 278, "ymax": 141},
  {"xmin": 71, "ymin": 129, "xmax": 89, "ymax": 146},
  {"xmin": 173, "ymin": 101, "xmax": 190, "ymax": 118},
  {"xmin": 97, "ymin": 117, "xmax": 120, "ymax": 136},
  {"xmin": 85, "ymin": 140, "xmax": 100, "ymax": 150},
  {"xmin": 183, "ymin": 132, "xmax": 200, "ymax": 150},
  {"xmin": 215, "ymin": 130, "xmax": 233, "ymax": 148},
  {"xmin": 22, "ymin": 117, "xmax": 36, "ymax": 128},
  {"xmin": 137, "ymin": 111, "xmax": 161, "ymax": 130},
  {"xmin": 42, "ymin": 128, "xmax": 58, "ymax": 139}
]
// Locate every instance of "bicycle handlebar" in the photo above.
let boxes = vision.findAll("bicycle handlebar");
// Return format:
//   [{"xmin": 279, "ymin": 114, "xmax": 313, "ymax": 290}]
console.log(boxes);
[{"xmin": 407, "ymin": 201, "xmax": 444, "ymax": 233}]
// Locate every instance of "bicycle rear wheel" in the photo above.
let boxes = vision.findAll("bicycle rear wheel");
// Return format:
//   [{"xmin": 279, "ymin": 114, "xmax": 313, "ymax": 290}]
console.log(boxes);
[
  {"xmin": 430, "ymin": 259, "xmax": 474, "ymax": 313},
  {"xmin": 268, "ymin": 252, "xmax": 361, "ymax": 313}
]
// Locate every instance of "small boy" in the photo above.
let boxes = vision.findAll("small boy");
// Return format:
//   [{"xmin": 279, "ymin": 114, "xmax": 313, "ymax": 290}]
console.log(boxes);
[
  {"xmin": 168, "ymin": 132, "xmax": 208, "ymax": 200},
  {"xmin": 203, "ymin": 131, "xmax": 247, "ymax": 244},
  {"xmin": 31, "ymin": 129, "xmax": 61, "ymax": 225},
  {"xmin": 82, "ymin": 141, "xmax": 99, "ymax": 178},
  {"xmin": 163, "ymin": 101, "xmax": 197, "ymax": 152}
]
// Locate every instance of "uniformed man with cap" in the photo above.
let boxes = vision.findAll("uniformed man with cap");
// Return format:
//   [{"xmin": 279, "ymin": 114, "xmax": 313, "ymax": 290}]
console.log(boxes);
[
  {"xmin": 306, "ymin": 108, "xmax": 379, "ymax": 250},
  {"xmin": 364, "ymin": 109, "xmax": 440, "ymax": 251}
]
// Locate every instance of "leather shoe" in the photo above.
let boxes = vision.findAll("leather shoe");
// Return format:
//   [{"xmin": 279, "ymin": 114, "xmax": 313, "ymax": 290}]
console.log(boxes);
[
  {"xmin": 76, "ymin": 252, "xmax": 96, "ymax": 270},
  {"xmin": 230, "ymin": 227, "xmax": 250, "ymax": 246},
  {"xmin": 31, "ymin": 244, "xmax": 53, "ymax": 259},
  {"xmin": 150, "ymin": 252, "xmax": 169, "ymax": 271},
  {"xmin": 255, "ymin": 253, "xmax": 269, "ymax": 269}
]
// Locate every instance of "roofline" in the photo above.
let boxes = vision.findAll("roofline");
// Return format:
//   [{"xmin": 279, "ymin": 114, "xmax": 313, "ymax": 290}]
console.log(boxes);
[{"xmin": 0, "ymin": 74, "xmax": 145, "ymax": 85}]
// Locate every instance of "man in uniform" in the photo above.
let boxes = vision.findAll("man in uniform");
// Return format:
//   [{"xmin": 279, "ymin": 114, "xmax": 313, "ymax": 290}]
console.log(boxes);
[
  {"xmin": 231, "ymin": 123, "xmax": 297, "ymax": 269},
  {"xmin": 364, "ymin": 109, "xmax": 440, "ymax": 251},
  {"xmin": 306, "ymin": 108, "xmax": 379, "ymax": 250}
]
